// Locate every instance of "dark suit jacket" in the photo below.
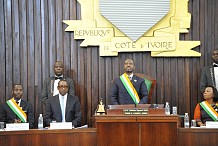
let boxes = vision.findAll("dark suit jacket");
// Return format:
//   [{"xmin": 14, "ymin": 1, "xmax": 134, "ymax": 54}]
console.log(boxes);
[
  {"xmin": 200, "ymin": 65, "xmax": 216, "ymax": 93},
  {"xmin": 110, "ymin": 75, "xmax": 148, "ymax": 104},
  {"xmin": 44, "ymin": 94, "xmax": 82, "ymax": 127},
  {"xmin": 41, "ymin": 76, "xmax": 75, "ymax": 102},
  {"xmin": 0, "ymin": 99, "xmax": 34, "ymax": 128}
]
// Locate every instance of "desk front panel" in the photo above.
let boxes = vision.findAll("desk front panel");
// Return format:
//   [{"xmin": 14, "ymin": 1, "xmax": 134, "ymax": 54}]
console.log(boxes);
[
  {"xmin": 97, "ymin": 122, "xmax": 139, "ymax": 146},
  {"xmin": 95, "ymin": 115, "xmax": 179, "ymax": 146},
  {"xmin": 178, "ymin": 128, "xmax": 218, "ymax": 146},
  {"xmin": 0, "ymin": 128, "xmax": 97, "ymax": 146},
  {"xmin": 141, "ymin": 122, "xmax": 177, "ymax": 146}
]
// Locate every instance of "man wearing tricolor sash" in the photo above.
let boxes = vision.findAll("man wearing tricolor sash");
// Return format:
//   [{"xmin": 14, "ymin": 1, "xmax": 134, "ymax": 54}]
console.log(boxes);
[
  {"xmin": 0, "ymin": 84, "xmax": 34, "ymax": 128},
  {"xmin": 110, "ymin": 59, "xmax": 148, "ymax": 105},
  {"xmin": 194, "ymin": 85, "xmax": 218, "ymax": 126}
]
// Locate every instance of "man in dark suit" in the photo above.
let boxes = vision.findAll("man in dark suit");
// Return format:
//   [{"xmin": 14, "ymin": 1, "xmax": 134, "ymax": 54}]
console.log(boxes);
[
  {"xmin": 200, "ymin": 49, "xmax": 218, "ymax": 93},
  {"xmin": 110, "ymin": 59, "xmax": 148, "ymax": 105},
  {"xmin": 41, "ymin": 61, "xmax": 75, "ymax": 102},
  {"xmin": 44, "ymin": 80, "xmax": 82, "ymax": 128},
  {"xmin": 0, "ymin": 84, "xmax": 34, "ymax": 128}
]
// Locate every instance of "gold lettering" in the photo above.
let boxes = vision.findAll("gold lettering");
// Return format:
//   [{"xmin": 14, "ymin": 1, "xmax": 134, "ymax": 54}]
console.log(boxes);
[
  {"xmin": 147, "ymin": 41, "xmax": 173, "ymax": 50},
  {"xmin": 74, "ymin": 29, "xmax": 110, "ymax": 37},
  {"xmin": 104, "ymin": 46, "xmax": 109, "ymax": 50},
  {"xmin": 115, "ymin": 42, "xmax": 136, "ymax": 49}
]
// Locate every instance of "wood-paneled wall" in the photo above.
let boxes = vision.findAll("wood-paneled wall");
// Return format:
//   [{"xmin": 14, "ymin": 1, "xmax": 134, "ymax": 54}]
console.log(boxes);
[{"xmin": 1, "ymin": 0, "xmax": 218, "ymax": 127}]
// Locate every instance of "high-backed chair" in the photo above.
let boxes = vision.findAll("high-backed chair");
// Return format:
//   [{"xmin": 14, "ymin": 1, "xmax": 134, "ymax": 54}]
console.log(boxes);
[{"xmin": 134, "ymin": 73, "xmax": 156, "ymax": 103}]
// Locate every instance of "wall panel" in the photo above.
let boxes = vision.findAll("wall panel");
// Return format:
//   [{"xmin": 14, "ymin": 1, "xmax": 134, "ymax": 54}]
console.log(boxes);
[
  {"xmin": 0, "ymin": 0, "xmax": 217, "ymax": 126},
  {"xmin": 0, "ymin": 0, "xmax": 6, "ymax": 104}
]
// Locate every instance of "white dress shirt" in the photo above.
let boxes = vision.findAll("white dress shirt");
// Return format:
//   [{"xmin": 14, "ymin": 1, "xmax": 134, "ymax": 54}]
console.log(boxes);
[
  {"xmin": 53, "ymin": 75, "xmax": 63, "ymax": 96},
  {"xmin": 213, "ymin": 63, "xmax": 218, "ymax": 89},
  {"xmin": 128, "ymin": 73, "xmax": 133, "ymax": 80}
]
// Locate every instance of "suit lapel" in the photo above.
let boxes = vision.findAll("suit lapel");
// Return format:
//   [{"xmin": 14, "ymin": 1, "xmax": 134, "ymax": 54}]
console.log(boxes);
[
  {"xmin": 50, "ymin": 77, "xmax": 55, "ymax": 95},
  {"xmin": 20, "ymin": 100, "xmax": 25, "ymax": 111},
  {"xmin": 132, "ymin": 75, "xmax": 137, "ymax": 85},
  {"xmin": 54, "ymin": 96, "xmax": 62, "ymax": 118},
  {"xmin": 210, "ymin": 66, "xmax": 216, "ymax": 87},
  {"xmin": 65, "ymin": 95, "xmax": 71, "ymax": 117}
]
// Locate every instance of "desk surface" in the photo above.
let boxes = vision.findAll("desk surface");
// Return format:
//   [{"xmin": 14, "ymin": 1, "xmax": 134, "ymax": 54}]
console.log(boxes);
[
  {"xmin": 179, "ymin": 127, "xmax": 218, "ymax": 132},
  {"xmin": 0, "ymin": 128, "xmax": 96, "ymax": 135}
]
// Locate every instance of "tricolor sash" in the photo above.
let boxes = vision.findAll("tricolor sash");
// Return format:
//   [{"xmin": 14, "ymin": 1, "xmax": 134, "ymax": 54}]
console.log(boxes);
[
  {"xmin": 120, "ymin": 73, "xmax": 140, "ymax": 104},
  {"xmin": 6, "ymin": 98, "xmax": 27, "ymax": 122},
  {"xmin": 200, "ymin": 101, "xmax": 218, "ymax": 121}
]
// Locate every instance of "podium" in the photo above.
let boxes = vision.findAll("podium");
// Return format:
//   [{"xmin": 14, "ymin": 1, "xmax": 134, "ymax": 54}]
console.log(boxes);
[{"xmin": 94, "ymin": 104, "xmax": 179, "ymax": 146}]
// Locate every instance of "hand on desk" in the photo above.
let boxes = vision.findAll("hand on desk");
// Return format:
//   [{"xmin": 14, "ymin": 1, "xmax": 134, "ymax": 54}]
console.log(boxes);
[
  {"xmin": 14, "ymin": 119, "xmax": 22, "ymax": 123},
  {"xmin": 197, "ymin": 121, "xmax": 205, "ymax": 126}
]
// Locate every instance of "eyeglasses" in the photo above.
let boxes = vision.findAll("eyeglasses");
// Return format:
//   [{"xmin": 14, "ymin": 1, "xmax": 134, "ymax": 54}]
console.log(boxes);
[{"xmin": 58, "ymin": 85, "xmax": 68, "ymax": 88}]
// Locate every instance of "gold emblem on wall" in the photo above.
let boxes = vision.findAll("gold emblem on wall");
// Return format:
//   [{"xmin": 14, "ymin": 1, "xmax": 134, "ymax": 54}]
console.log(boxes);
[{"xmin": 63, "ymin": 0, "xmax": 201, "ymax": 57}]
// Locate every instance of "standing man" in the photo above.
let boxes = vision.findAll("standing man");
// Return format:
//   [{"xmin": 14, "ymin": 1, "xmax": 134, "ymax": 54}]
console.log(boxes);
[
  {"xmin": 41, "ymin": 61, "xmax": 75, "ymax": 102},
  {"xmin": 0, "ymin": 84, "xmax": 34, "ymax": 128},
  {"xmin": 44, "ymin": 80, "xmax": 82, "ymax": 128},
  {"xmin": 110, "ymin": 59, "xmax": 148, "ymax": 105},
  {"xmin": 200, "ymin": 49, "xmax": 218, "ymax": 93}
]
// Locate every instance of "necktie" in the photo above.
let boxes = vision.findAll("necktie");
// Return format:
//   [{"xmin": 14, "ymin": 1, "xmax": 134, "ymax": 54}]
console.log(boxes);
[
  {"xmin": 16, "ymin": 101, "xmax": 20, "ymax": 107},
  {"xmin": 60, "ymin": 97, "xmax": 65, "ymax": 122},
  {"xmin": 128, "ymin": 76, "xmax": 132, "ymax": 81}
]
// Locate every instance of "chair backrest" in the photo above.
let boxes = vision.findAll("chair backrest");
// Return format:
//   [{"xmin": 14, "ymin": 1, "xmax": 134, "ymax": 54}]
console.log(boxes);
[{"xmin": 134, "ymin": 73, "xmax": 156, "ymax": 103}]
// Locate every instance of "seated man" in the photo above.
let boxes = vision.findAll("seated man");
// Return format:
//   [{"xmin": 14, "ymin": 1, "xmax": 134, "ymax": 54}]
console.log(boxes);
[
  {"xmin": 0, "ymin": 84, "xmax": 34, "ymax": 128},
  {"xmin": 110, "ymin": 59, "xmax": 148, "ymax": 105},
  {"xmin": 44, "ymin": 79, "xmax": 82, "ymax": 128},
  {"xmin": 41, "ymin": 61, "xmax": 75, "ymax": 102}
]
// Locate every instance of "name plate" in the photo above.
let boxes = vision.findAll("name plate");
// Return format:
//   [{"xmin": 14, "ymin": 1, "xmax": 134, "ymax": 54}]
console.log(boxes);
[
  {"xmin": 6, "ymin": 123, "xmax": 29, "ymax": 131},
  {"xmin": 206, "ymin": 121, "xmax": 218, "ymax": 128},
  {"xmin": 50, "ymin": 122, "xmax": 73, "ymax": 129},
  {"xmin": 123, "ymin": 108, "xmax": 148, "ymax": 115}
]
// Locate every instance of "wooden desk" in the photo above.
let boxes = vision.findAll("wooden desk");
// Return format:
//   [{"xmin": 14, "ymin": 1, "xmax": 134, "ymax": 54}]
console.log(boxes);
[
  {"xmin": 178, "ymin": 128, "xmax": 218, "ymax": 146},
  {"xmin": 0, "ymin": 128, "xmax": 97, "ymax": 146},
  {"xmin": 2, "ymin": 121, "xmax": 218, "ymax": 146},
  {"xmin": 95, "ymin": 115, "xmax": 179, "ymax": 146}
]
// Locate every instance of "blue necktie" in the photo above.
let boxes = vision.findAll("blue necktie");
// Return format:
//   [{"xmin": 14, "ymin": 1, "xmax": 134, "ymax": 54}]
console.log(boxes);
[{"xmin": 60, "ymin": 97, "xmax": 65, "ymax": 122}]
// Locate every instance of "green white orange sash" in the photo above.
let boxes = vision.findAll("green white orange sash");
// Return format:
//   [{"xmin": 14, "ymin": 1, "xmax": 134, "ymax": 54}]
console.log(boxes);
[
  {"xmin": 120, "ymin": 73, "xmax": 140, "ymax": 104},
  {"xmin": 200, "ymin": 101, "xmax": 218, "ymax": 121},
  {"xmin": 6, "ymin": 98, "xmax": 27, "ymax": 122}
]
